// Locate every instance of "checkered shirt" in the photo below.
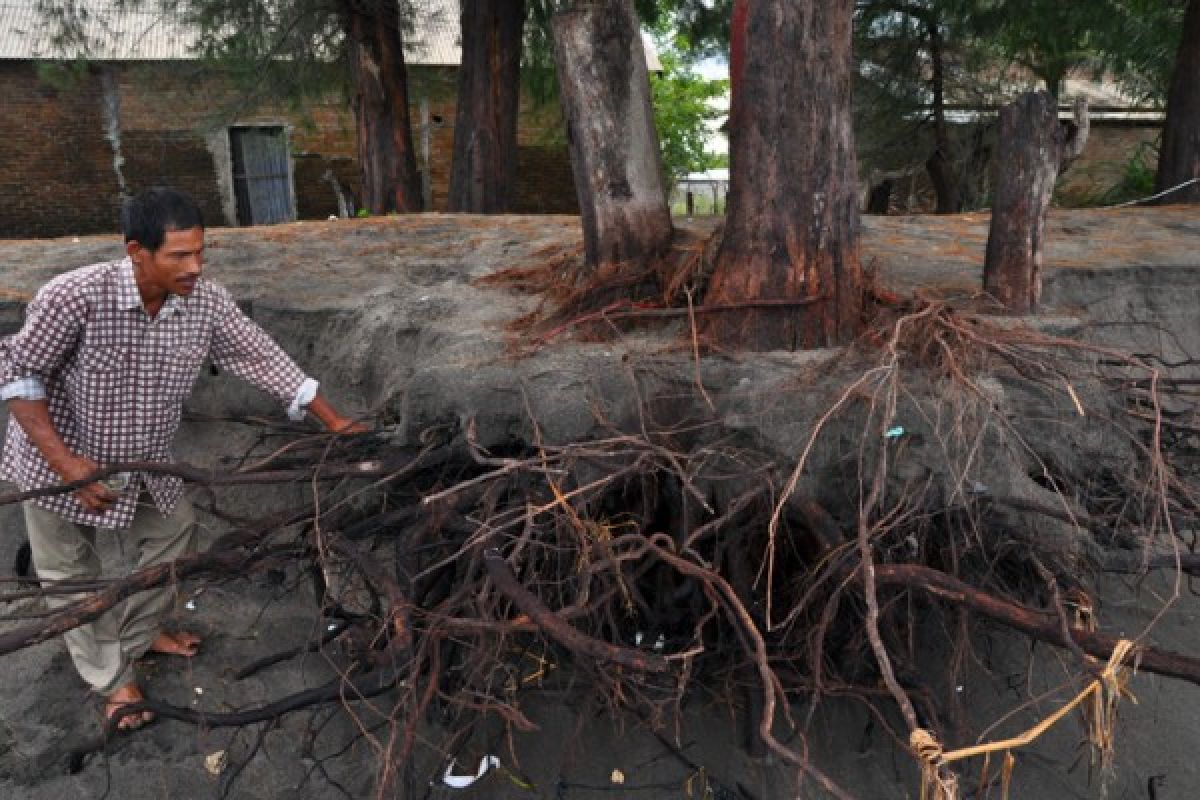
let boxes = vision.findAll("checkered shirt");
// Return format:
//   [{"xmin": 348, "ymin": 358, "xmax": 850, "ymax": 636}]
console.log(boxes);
[{"xmin": 0, "ymin": 257, "xmax": 314, "ymax": 528}]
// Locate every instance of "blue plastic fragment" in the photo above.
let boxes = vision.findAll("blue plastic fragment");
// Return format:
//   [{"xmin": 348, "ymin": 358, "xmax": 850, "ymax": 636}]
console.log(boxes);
[{"xmin": 884, "ymin": 426, "xmax": 906, "ymax": 439}]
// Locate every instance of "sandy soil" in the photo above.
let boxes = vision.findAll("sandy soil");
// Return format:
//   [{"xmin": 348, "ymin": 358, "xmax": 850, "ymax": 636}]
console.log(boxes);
[{"xmin": 1, "ymin": 208, "xmax": 1199, "ymax": 798}]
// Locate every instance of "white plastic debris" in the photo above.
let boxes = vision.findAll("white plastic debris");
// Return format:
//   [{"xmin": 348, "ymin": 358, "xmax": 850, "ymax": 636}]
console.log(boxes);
[
  {"xmin": 884, "ymin": 425, "xmax": 906, "ymax": 439},
  {"xmin": 634, "ymin": 631, "xmax": 645, "ymax": 646},
  {"xmin": 327, "ymin": 623, "xmax": 339, "ymax": 632},
  {"xmin": 442, "ymin": 755, "xmax": 500, "ymax": 789},
  {"xmin": 327, "ymin": 215, "xmax": 338, "ymax": 221},
  {"xmin": 185, "ymin": 599, "xmax": 197, "ymax": 611},
  {"xmin": 204, "ymin": 750, "xmax": 227, "ymax": 775},
  {"xmin": 653, "ymin": 634, "xmax": 666, "ymax": 652},
  {"xmin": 72, "ymin": 237, "xmax": 80, "ymax": 243},
  {"xmin": 611, "ymin": 769, "xmax": 626, "ymax": 784},
  {"xmin": 194, "ymin": 686, "xmax": 204, "ymax": 695}
]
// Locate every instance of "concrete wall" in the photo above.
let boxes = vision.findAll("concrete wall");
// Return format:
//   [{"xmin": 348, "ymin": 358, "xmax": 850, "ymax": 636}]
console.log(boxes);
[
  {"xmin": 863, "ymin": 120, "xmax": 1162, "ymax": 215},
  {"xmin": 0, "ymin": 60, "xmax": 578, "ymax": 239},
  {"xmin": 1056, "ymin": 122, "xmax": 1161, "ymax": 204}
]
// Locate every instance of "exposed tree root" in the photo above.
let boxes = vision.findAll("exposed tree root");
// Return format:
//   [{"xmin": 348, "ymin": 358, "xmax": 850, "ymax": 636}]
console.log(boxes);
[{"xmin": 4, "ymin": 300, "xmax": 1200, "ymax": 797}]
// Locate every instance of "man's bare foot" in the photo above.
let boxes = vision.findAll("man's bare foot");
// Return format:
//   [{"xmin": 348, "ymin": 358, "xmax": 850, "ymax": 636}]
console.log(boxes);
[
  {"xmin": 149, "ymin": 630, "xmax": 201, "ymax": 657},
  {"xmin": 105, "ymin": 683, "xmax": 153, "ymax": 730}
]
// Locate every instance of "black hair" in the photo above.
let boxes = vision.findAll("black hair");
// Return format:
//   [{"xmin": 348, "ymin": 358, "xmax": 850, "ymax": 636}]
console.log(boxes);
[{"xmin": 121, "ymin": 187, "xmax": 204, "ymax": 251}]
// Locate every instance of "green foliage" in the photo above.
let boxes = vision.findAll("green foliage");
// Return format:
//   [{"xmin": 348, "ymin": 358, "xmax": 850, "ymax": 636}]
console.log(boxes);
[
  {"xmin": 649, "ymin": 46, "xmax": 726, "ymax": 181},
  {"xmin": 1085, "ymin": 137, "xmax": 1161, "ymax": 206},
  {"xmin": 34, "ymin": 59, "xmax": 92, "ymax": 92},
  {"xmin": 1113, "ymin": 139, "xmax": 1160, "ymax": 196},
  {"xmin": 955, "ymin": 0, "xmax": 1184, "ymax": 99},
  {"xmin": 179, "ymin": 0, "xmax": 357, "ymax": 115},
  {"xmin": 852, "ymin": 0, "xmax": 1184, "ymax": 212},
  {"xmin": 522, "ymin": 0, "xmax": 559, "ymax": 107}
]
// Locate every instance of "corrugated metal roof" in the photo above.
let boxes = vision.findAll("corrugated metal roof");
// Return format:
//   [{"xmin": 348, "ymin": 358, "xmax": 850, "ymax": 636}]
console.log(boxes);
[
  {"xmin": 0, "ymin": 0, "xmax": 463, "ymax": 63},
  {"xmin": 0, "ymin": 1, "xmax": 200, "ymax": 60},
  {"xmin": 0, "ymin": 1, "xmax": 660, "ymax": 69},
  {"xmin": 407, "ymin": 0, "xmax": 460, "ymax": 66}
]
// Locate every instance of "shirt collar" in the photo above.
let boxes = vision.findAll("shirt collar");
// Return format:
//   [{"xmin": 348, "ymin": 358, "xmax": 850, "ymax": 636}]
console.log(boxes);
[
  {"xmin": 116, "ymin": 257, "xmax": 186, "ymax": 319},
  {"xmin": 115, "ymin": 257, "xmax": 142, "ymax": 311}
]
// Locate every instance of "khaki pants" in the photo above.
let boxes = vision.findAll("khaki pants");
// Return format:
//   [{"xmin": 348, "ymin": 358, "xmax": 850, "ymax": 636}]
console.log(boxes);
[{"xmin": 23, "ymin": 492, "xmax": 198, "ymax": 694}]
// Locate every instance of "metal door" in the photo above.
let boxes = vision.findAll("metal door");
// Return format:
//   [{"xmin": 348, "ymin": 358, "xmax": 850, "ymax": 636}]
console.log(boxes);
[{"xmin": 230, "ymin": 127, "xmax": 295, "ymax": 226}]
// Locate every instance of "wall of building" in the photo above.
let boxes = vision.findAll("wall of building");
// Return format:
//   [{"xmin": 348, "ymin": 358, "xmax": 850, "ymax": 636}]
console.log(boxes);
[
  {"xmin": 0, "ymin": 62, "xmax": 121, "ymax": 237},
  {"xmin": 0, "ymin": 60, "xmax": 577, "ymax": 239},
  {"xmin": 862, "ymin": 121, "xmax": 1162, "ymax": 215},
  {"xmin": 1056, "ymin": 123, "xmax": 1160, "ymax": 205}
]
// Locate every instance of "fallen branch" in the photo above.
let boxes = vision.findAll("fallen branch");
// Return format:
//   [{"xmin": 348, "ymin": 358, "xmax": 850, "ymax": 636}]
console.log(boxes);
[
  {"xmin": 68, "ymin": 668, "xmax": 400, "ymax": 773},
  {"xmin": 482, "ymin": 548, "xmax": 670, "ymax": 673}
]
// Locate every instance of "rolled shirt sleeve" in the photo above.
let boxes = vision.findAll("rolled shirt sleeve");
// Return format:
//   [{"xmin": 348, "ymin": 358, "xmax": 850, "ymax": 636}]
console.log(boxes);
[
  {"xmin": 288, "ymin": 377, "xmax": 320, "ymax": 421},
  {"xmin": 0, "ymin": 281, "xmax": 86, "ymax": 388},
  {"xmin": 0, "ymin": 376, "xmax": 47, "ymax": 401},
  {"xmin": 207, "ymin": 285, "xmax": 315, "ymax": 414}
]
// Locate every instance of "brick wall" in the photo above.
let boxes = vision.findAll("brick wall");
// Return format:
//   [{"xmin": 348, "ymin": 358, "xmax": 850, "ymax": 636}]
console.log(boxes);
[
  {"xmin": 0, "ymin": 59, "xmax": 581, "ymax": 239},
  {"xmin": 0, "ymin": 62, "xmax": 121, "ymax": 237}
]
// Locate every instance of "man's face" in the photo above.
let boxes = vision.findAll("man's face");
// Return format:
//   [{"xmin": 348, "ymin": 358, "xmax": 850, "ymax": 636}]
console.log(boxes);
[{"xmin": 129, "ymin": 226, "xmax": 205, "ymax": 297}]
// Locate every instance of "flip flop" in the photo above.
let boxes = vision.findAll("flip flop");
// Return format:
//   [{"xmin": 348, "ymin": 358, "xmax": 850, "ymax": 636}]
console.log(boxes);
[{"xmin": 104, "ymin": 685, "xmax": 154, "ymax": 731}]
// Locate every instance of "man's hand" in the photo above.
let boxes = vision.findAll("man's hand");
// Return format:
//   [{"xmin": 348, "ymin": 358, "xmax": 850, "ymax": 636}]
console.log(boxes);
[
  {"xmin": 53, "ymin": 453, "xmax": 117, "ymax": 514},
  {"xmin": 330, "ymin": 417, "xmax": 370, "ymax": 435},
  {"xmin": 7, "ymin": 398, "xmax": 116, "ymax": 513}
]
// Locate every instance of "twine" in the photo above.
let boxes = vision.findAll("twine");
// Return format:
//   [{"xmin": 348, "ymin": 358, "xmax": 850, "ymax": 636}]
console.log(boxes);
[{"xmin": 911, "ymin": 638, "xmax": 1138, "ymax": 800}]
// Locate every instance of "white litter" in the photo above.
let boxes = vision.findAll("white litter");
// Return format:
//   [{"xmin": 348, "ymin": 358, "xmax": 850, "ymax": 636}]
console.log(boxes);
[
  {"xmin": 442, "ymin": 755, "xmax": 500, "ymax": 789},
  {"xmin": 204, "ymin": 750, "xmax": 227, "ymax": 775},
  {"xmin": 185, "ymin": 600, "xmax": 197, "ymax": 611},
  {"xmin": 611, "ymin": 768, "xmax": 626, "ymax": 784},
  {"xmin": 194, "ymin": 686, "xmax": 204, "ymax": 695}
]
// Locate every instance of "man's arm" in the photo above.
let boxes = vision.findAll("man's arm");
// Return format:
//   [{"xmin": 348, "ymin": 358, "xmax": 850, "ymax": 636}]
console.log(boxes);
[
  {"xmin": 5, "ymin": 398, "xmax": 115, "ymax": 513},
  {"xmin": 1, "ymin": 280, "xmax": 114, "ymax": 512},
  {"xmin": 306, "ymin": 393, "xmax": 368, "ymax": 434},
  {"xmin": 207, "ymin": 285, "xmax": 367, "ymax": 432}
]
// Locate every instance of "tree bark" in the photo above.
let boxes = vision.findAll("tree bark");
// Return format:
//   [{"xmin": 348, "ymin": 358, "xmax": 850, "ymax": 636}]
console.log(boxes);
[
  {"xmin": 1154, "ymin": 0, "xmax": 1200, "ymax": 204},
  {"xmin": 702, "ymin": 0, "xmax": 866, "ymax": 350},
  {"xmin": 982, "ymin": 92, "xmax": 1087, "ymax": 312},
  {"xmin": 924, "ymin": 13, "xmax": 962, "ymax": 214},
  {"xmin": 341, "ymin": 0, "xmax": 423, "ymax": 214},
  {"xmin": 448, "ymin": 0, "xmax": 525, "ymax": 213},
  {"xmin": 551, "ymin": 0, "xmax": 673, "ymax": 278}
]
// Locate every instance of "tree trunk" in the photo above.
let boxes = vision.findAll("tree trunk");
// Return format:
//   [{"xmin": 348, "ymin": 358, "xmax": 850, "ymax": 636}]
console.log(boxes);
[
  {"xmin": 341, "ymin": 0, "xmax": 423, "ymax": 214},
  {"xmin": 702, "ymin": 0, "xmax": 865, "ymax": 350},
  {"xmin": 982, "ymin": 92, "xmax": 1088, "ymax": 312},
  {"xmin": 448, "ymin": 0, "xmax": 525, "ymax": 213},
  {"xmin": 1154, "ymin": 0, "xmax": 1200, "ymax": 204},
  {"xmin": 551, "ymin": 0, "xmax": 673, "ymax": 277},
  {"xmin": 924, "ymin": 14, "xmax": 962, "ymax": 214}
]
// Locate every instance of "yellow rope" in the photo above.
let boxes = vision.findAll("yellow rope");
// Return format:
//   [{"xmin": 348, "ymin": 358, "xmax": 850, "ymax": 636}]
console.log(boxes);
[{"xmin": 911, "ymin": 639, "xmax": 1138, "ymax": 800}]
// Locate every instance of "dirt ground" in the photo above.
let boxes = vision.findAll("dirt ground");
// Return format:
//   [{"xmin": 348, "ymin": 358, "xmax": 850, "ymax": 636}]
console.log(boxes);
[{"xmin": 1, "ymin": 207, "xmax": 1200, "ymax": 799}]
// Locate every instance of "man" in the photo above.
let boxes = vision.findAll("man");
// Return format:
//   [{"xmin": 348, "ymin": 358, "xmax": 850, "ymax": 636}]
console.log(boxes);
[{"xmin": 0, "ymin": 188, "xmax": 363, "ymax": 729}]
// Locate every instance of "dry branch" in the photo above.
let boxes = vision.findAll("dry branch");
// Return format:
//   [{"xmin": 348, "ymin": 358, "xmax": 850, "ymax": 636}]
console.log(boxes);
[{"xmin": 482, "ymin": 547, "xmax": 669, "ymax": 673}]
